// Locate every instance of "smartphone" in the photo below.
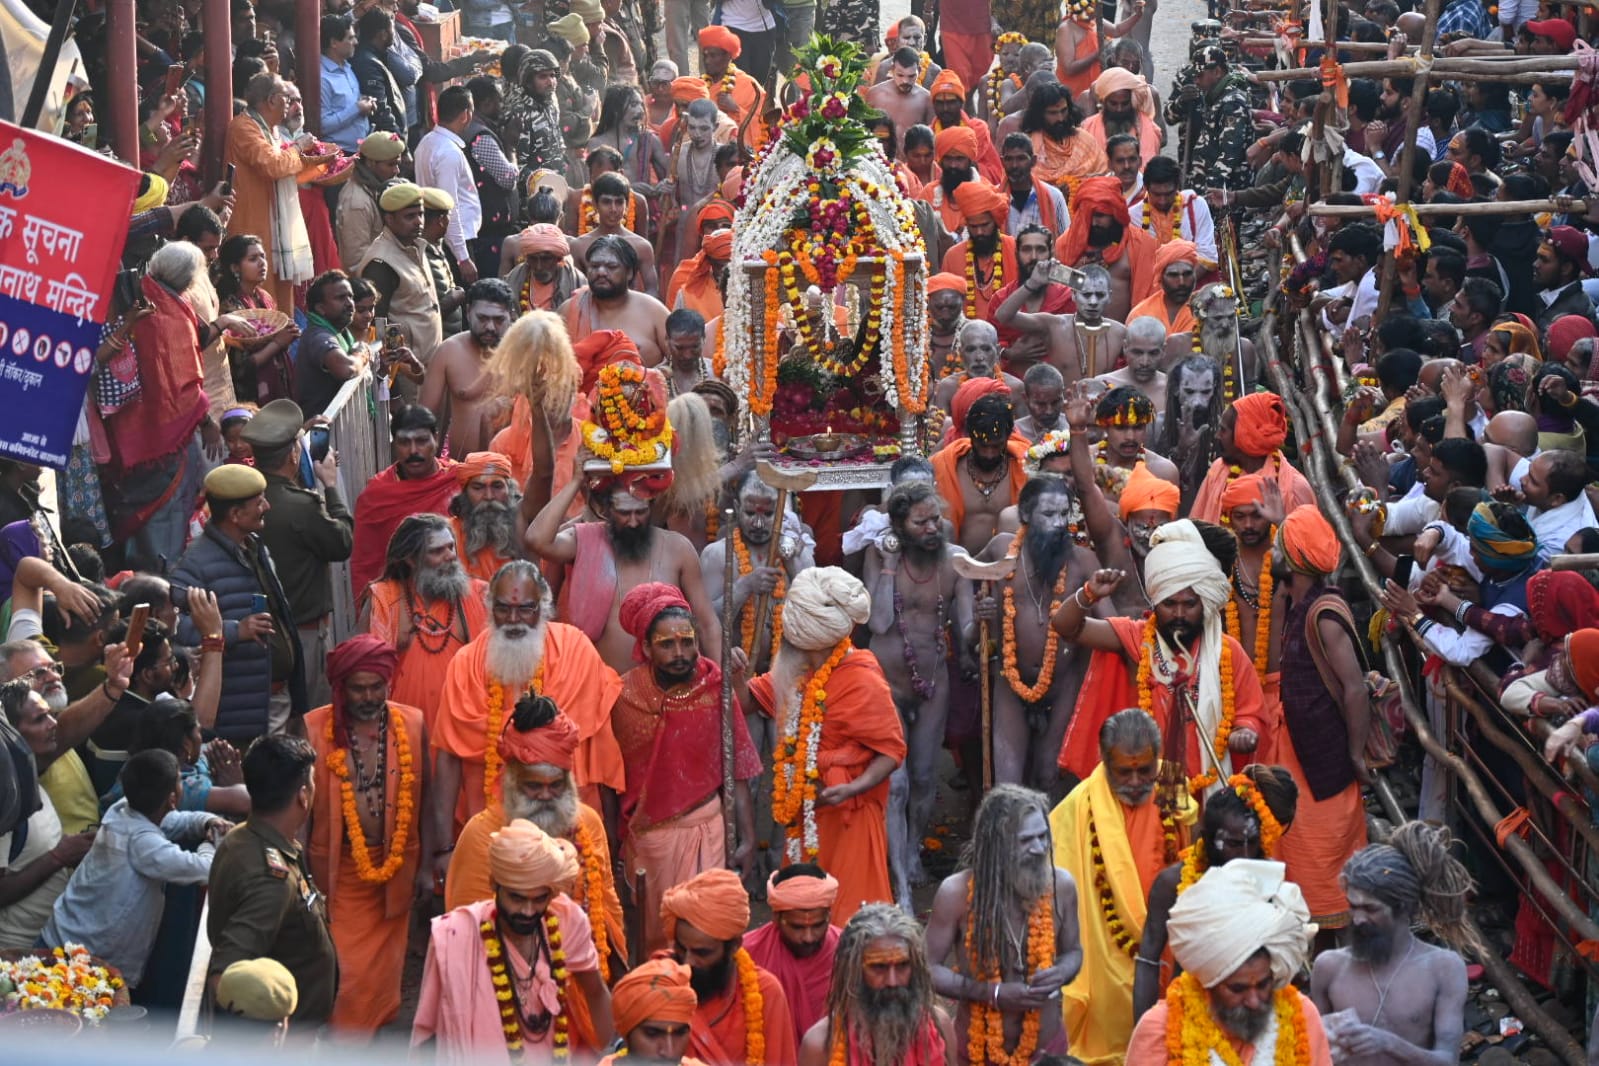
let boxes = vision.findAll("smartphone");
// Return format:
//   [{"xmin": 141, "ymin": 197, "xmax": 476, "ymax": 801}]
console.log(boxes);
[
  {"xmin": 385, "ymin": 324, "xmax": 405, "ymax": 351},
  {"xmin": 308, "ymin": 425, "xmax": 331, "ymax": 462},
  {"xmin": 221, "ymin": 162, "xmax": 236, "ymax": 197},
  {"xmin": 79, "ymin": 122, "xmax": 97, "ymax": 149},
  {"xmin": 126, "ymin": 603, "xmax": 151, "ymax": 660},
  {"xmin": 251, "ymin": 592, "xmax": 269, "ymax": 615},
  {"xmin": 164, "ymin": 62, "xmax": 185, "ymax": 97},
  {"xmin": 1392, "ymin": 554, "xmax": 1416, "ymax": 589},
  {"xmin": 1047, "ymin": 262, "xmax": 1089, "ymax": 288}
]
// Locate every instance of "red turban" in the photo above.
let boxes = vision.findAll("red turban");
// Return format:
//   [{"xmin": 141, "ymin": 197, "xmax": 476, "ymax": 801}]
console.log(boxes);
[
  {"xmin": 1154, "ymin": 239, "xmax": 1200, "ymax": 274},
  {"xmin": 1547, "ymin": 315, "xmax": 1597, "ymax": 370},
  {"xmin": 930, "ymin": 69, "xmax": 966, "ymax": 99},
  {"xmin": 1444, "ymin": 162, "xmax": 1474, "ymax": 199},
  {"xmin": 698, "ymin": 25, "xmax": 741, "ymax": 58},
  {"xmin": 454, "ymin": 451, "xmax": 514, "ymax": 487},
  {"xmin": 326, "ymin": 635, "xmax": 399, "ymax": 747},
  {"xmin": 618, "ymin": 581, "xmax": 692, "ymax": 663},
  {"xmin": 573, "ymin": 329, "xmax": 641, "ymax": 393},
  {"xmin": 661, "ymin": 867, "xmax": 751, "ymax": 942},
  {"xmin": 952, "ymin": 376, "xmax": 1010, "ymax": 437},
  {"xmin": 1230, "ymin": 392, "xmax": 1289, "ymax": 457},
  {"xmin": 695, "ymin": 199, "xmax": 735, "ymax": 229},
  {"xmin": 1572, "ymin": 629, "xmax": 1599, "ymax": 701},
  {"xmin": 701, "ymin": 229, "xmax": 734, "ymax": 259},
  {"xmin": 928, "ymin": 272, "xmax": 966, "ymax": 294},
  {"xmin": 671, "ymin": 76, "xmax": 710, "ymax": 102},
  {"xmin": 934, "ymin": 124, "xmax": 979, "ymax": 164},
  {"xmin": 952, "ymin": 181, "xmax": 1008, "ymax": 226},
  {"xmin": 1279, "ymin": 504, "xmax": 1340, "ymax": 576},
  {"xmin": 1218, "ymin": 472, "xmax": 1266, "ymax": 517},
  {"xmin": 1118, "ymin": 461, "xmax": 1180, "ymax": 520},
  {"xmin": 1527, "ymin": 571, "xmax": 1599, "ymax": 643},
  {"xmin": 499, "ymin": 707, "xmax": 581, "ymax": 770},
  {"xmin": 1055, "ymin": 176, "xmax": 1131, "ymax": 272},
  {"xmin": 611, "ymin": 958, "xmax": 698, "ymax": 1037}
]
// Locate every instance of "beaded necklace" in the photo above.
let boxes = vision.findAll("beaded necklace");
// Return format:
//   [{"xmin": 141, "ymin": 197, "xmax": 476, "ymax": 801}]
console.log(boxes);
[{"xmin": 892, "ymin": 574, "xmax": 946, "ymax": 702}]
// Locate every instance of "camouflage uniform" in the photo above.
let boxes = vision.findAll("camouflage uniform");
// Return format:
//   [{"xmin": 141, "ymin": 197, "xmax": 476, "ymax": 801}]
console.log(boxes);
[
  {"xmin": 1164, "ymin": 52, "xmax": 1253, "ymax": 191},
  {"xmin": 819, "ymin": 0, "xmax": 878, "ymax": 46}
]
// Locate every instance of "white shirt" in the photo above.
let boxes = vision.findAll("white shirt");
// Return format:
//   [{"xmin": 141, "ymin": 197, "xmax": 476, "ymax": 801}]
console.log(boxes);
[
  {"xmin": 414, "ymin": 125, "xmax": 482, "ymax": 261},
  {"xmin": 1342, "ymin": 149, "xmax": 1385, "ymax": 194},
  {"xmin": 1007, "ymin": 183, "xmax": 1071, "ymax": 241},
  {"xmin": 1129, "ymin": 190, "xmax": 1217, "ymax": 266},
  {"xmin": 1383, "ymin": 483, "xmax": 1440, "ymax": 537},
  {"xmin": 719, "ymin": 0, "xmax": 775, "ymax": 31},
  {"xmin": 1529, "ymin": 494, "xmax": 1598, "ymax": 560},
  {"xmin": 1349, "ymin": 267, "xmax": 1380, "ymax": 327},
  {"xmin": 1508, "ymin": 449, "xmax": 1539, "ymax": 491}
]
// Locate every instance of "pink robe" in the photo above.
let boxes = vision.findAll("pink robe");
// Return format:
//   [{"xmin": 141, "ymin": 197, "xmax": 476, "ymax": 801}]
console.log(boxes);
[
  {"xmin": 412, "ymin": 896, "xmax": 598, "ymax": 1064},
  {"xmin": 743, "ymin": 921, "xmax": 841, "ymax": 1047}
]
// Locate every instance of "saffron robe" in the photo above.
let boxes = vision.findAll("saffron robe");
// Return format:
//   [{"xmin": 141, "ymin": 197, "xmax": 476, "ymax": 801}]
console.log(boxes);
[
  {"xmin": 686, "ymin": 959, "xmax": 798, "ymax": 1066},
  {"xmin": 1189, "ymin": 454, "xmax": 1316, "ymax": 526},
  {"xmin": 365, "ymin": 577, "xmax": 489, "ymax": 732},
  {"xmin": 350, "ymin": 461, "xmax": 462, "ymax": 597},
  {"xmin": 743, "ymin": 921, "xmax": 842, "ymax": 1047}
]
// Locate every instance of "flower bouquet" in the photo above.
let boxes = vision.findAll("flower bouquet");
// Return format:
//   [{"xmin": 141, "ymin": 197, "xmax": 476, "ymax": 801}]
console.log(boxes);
[{"xmin": 0, "ymin": 944, "xmax": 129, "ymax": 1026}]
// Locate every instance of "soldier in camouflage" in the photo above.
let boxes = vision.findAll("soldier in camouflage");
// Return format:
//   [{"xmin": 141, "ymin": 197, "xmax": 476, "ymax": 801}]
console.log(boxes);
[{"xmin": 1163, "ymin": 44, "xmax": 1253, "ymax": 192}]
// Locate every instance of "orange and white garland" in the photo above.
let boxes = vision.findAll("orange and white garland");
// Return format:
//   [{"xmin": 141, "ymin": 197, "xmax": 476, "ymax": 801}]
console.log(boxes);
[
  {"xmin": 1165, "ymin": 971, "xmax": 1311, "ymax": 1066},
  {"xmin": 772, "ymin": 636, "xmax": 851, "ymax": 862},
  {"xmin": 484, "ymin": 662, "xmax": 547, "ymax": 808},
  {"xmin": 325, "ymin": 707, "xmax": 416, "ymax": 883}
]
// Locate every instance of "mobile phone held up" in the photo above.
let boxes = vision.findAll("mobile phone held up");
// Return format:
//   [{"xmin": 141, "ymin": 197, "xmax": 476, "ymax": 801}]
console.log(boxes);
[
  {"xmin": 251, "ymin": 593, "xmax": 269, "ymax": 616},
  {"xmin": 308, "ymin": 426, "xmax": 331, "ymax": 463}
]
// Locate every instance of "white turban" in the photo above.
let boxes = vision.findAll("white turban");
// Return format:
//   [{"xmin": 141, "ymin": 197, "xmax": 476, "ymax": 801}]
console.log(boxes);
[
  {"xmin": 783, "ymin": 566, "xmax": 871, "ymax": 650},
  {"xmin": 1143, "ymin": 520, "xmax": 1235, "ymax": 786},
  {"xmin": 1167, "ymin": 859, "xmax": 1315, "ymax": 989}
]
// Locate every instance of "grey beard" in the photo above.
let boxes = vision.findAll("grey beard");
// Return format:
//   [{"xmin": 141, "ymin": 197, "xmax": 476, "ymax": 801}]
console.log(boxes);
[
  {"xmin": 504, "ymin": 784, "xmax": 579, "ymax": 838},
  {"xmin": 485, "ymin": 616, "xmax": 549, "ymax": 689},
  {"xmin": 1216, "ymin": 1001, "xmax": 1272, "ymax": 1043},
  {"xmin": 850, "ymin": 986, "xmax": 929, "ymax": 1066},
  {"xmin": 416, "ymin": 560, "xmax": 470, "ymax": 601},
  {"xmin": 1199, "ymin": 318, "xmax": 1237, "ymax": 358},
  {"xmin": 465, "ymin": 500, "xmax": 522, "ymax": 558},
  {"xmin": 1013, "ymin": 852, "xmax": 1053, "ymax": 903}
]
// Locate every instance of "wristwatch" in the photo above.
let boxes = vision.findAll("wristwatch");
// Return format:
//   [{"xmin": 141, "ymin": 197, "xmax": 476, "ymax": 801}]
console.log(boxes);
[{"xmin": 1372, "ymin": 150, "xmax": 1387, "ymax": 161}]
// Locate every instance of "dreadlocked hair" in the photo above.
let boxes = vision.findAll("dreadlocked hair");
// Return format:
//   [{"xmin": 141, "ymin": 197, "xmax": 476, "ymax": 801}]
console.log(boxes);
[
  {"xmin": 511, "ymin": 693, "xmax": 559, "ymax": 733},
  {"xmin": 961, "ymin": 784, "xmax": 1052, "ymax": 972},
  {"xmin": 825, "ymin": 904, "xmax": 937, "ymax": 1066},
  {"xmin": 1238, "ymin": 764, "xmax": 1298, "ymax": 829},
  {"xmin": 1346, "ymin": 821, "xmax": 1480, "ymax": 955}
]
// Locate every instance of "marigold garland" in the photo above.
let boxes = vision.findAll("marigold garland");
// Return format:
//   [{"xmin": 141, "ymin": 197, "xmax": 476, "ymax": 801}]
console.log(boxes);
[
  {"xmin": 1, "ymin": 943, "xmax": 124, "ymax": 1023},
  {"xmin": 963, "ymin": 237, "xmax": 1002, "ymax": 319},
  {"xmin": 732, "ymin": 529, "xmax": 786, "ymax": 664},
  {"xmin": 572, "ymin": 821, "xmax": 611, "ymax": 982},
  {"xmin": 1134, "ymin": 614, "xmax": 1236, "ymax": 795},
  {"xmin": 1164, "ymin": 970, "xmax": 1309, "ymax": 1066},
  {"xmin": 1175, "ymin": 772, "xmax": 1285, "ymax": 893},
  {"xmin": 482, "ymin": 904, "xmax": 571, "ymax": 1063},
  {"xmin": 578, "ymin": 185, "xmax": 638, "ymax": 235},
  {"xmin": 735, "ymin": 947, "xmax": 766, "ymax": 1063},
  {"xmin": 1001, "ymin": 528, "xmax": 1068, "ymax": 701},
  {"xmin": 963, "ymin": 878, "xmax": 1053, "ymax": 1066},
  {"xmin": 706, "ymin": 64, "xmax": 740, "ymax": 98},
  {"xmin": 1142, "ymin": 193, "xmax": 1186, "ymax": 243},
  {"xmin": 581, "ymin": 362, "xmax": 674, "ymax": 473},
  {"xmin": 772, "ymin": 637, "xmax": 851, "ymax": 861},
  {"xmin": 1224, "ymin": 538, "xmax": 1274, "ymax": 687},
  {"xmin": 485, "ymin": 662, "xmax": 547, "ymax": 808},
  {"xmin": 1086, "ymin": 793, "xmax": 1178, "ymax": 957},
  {"xmin": 326, "ymin": 706, "xmax": 416, "ymax": 883}
]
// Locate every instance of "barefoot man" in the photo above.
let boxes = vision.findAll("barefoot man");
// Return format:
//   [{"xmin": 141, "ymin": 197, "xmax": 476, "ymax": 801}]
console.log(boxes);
[
  {"xmin": 932, "ymin": 390, "xmax": 1030, "ymax": 554},
  {"xmin": 570, "ymin": 173, "xmax": 660, "ymax": 295},
  {"xmin": 560, "ymin": 234, "xmax": 671, "ymax": 366},
  {"xmin": 993, "ymin": 261, "xmax": 1127, "ymax": 381},
  {"xmin": 528, "ymin": 455, "xmax": 723, "ymax": 675},
  {"xmin": 420, "ymin": 279, "xmax": 516, "ymax": 456},
  {"xmin": 865, "ymin": 49, "xmax": 935, "ymax": 154},
  {"xmin": 973, "ymin": 476, "xmax": 1099, "ymax": 789},
  {"xmin": 1085, "ymin": 386, "xmax": 1179, "ymax": 511},
  {"xmin": 865, "ymin": 481, "xmax": 976, "ymax": 897},
  {"xmin": 926, "ymin": 785, "xmax": 1082, "ymax": 1064},
  {"xmin": 1311, "ymin": 822, "xmax": 1472, "ymax": 1066},
  {"xmin": 432, "ymin": 561, "xmax": 624, "ymax": 834},
  {"xmin": 1096, "ymin": 316, "xmax": 1168, "ymax": 422}
]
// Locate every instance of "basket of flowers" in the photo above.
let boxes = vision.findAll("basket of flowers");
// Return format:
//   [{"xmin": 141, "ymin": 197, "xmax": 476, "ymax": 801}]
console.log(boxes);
[{"xmin": 0, "ymin": 944, "xmax": 130, "ymax": 1027}]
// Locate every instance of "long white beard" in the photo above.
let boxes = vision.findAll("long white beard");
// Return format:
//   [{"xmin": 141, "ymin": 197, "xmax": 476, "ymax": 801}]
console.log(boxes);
[
  {"xmin": 417, "ymin": 559, "xmax": 471, "ymax": 601},
  {"xmin": 486, "ymin": 616, "xmax": 549, "ymax": 690},
  {"xmin": 503, "ymin": 784, "xmax": 580, "ymax": 838}
]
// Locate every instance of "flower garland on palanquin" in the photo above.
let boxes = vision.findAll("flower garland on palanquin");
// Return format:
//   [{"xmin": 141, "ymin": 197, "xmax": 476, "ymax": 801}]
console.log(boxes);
[
  {"xmin": 964, "ymin": 878, "xmax": 1054, "ymax": 1066},
  {"xmin": 580, "ymin": 363, "xmax": 674, "ymax": 474},
  {"xmin": 325, "ymin": 707, "xmax": 416, "ymax": 883},
  {"xmin": 1134, "ymin": 614, "xmax": 1237, "ymax": 795},
  {"xmin": 772, "ymin": 636, "xmax": 851, "ymax": 862}
]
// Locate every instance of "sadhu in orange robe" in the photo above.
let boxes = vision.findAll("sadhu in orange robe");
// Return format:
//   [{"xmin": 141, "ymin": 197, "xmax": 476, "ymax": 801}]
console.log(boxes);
[{"xmin": 364, "ymin": 577, "xmax": 488, "ymax": 732}]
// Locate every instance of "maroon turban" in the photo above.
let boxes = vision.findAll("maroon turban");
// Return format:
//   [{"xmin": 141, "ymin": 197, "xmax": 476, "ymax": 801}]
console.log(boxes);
[
  {"xmin": 618, "ymin": 581, "xmax": 692, "ymax": 663},
  {"xmin": 326, "ymin": 635, "xmax": 399, "ymax": 746}
]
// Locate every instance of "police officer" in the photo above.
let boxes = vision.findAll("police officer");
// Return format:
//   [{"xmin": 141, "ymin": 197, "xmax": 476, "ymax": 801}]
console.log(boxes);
[
  {"xmin": 1163, "ymin": 43, "xmax": 1254, "ymax": 193},
  {"xmin": 207, "ymin": 735, "xmax": 338, "ymax": 1026},
  {"xmin": 239, "ymin": 400, "xmax": 353, "ymax": 710}
]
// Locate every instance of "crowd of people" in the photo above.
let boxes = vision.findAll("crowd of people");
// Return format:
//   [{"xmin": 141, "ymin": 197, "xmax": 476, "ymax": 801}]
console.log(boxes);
[{"xmin": 4, "ymin": 0, "xmax": 1599, "ymax": 1060}]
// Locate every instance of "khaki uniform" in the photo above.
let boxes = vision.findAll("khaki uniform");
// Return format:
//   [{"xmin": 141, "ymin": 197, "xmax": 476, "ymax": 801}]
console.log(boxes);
[
  {"xmin": 358, "ymin": 228, "xmax": 443, "ymax": 365},
  {"xmin": 336, "ymin": 178, "xmax": 384, "ymax": 271},
  {"xmin": 206, "ymin": 820, "xmax": 338, "ymax": 1024}
]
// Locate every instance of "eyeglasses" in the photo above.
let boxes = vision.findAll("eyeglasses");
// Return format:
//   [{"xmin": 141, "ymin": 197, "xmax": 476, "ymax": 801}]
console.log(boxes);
[
  {"xmin": 492, "ymin": 602, "xmax": 542, "ymax": 621},
  {"xmin": 22, "ymin": 663, "xmax": 62, "ymax": 683}
]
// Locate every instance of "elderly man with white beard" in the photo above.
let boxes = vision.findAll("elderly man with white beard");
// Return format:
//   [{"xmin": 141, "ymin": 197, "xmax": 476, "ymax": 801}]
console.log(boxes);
[
  {"xmin": 446, "ymin": 693, "xmax": 629, "ymax": 993},
  {"xmin": 432, "ymin": 561, "xmax": 624, "ymax": 849},
  {"xmin": 362, "ymin": 513, "xmax": 489, "ymax": 730},
  {"xmin": 1130, "ymin": 859, "xmax": 1332, "ymax": 1064},
  {"xmin": 446, "ymin": 452, "xmax": 524, "ymax": 582}
]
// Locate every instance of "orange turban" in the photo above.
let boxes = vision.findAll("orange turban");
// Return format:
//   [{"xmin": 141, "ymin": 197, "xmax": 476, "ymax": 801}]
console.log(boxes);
[
  {"xmin": 573, "ymin": 329, "xmax": 641, "ymax": 393},
  {"xmin": 661, "ymin": 868, "xmax": 751, "ymax": 942},
  {"xmin": 1119, "ymin": 461, "xmax": 1180, "ymax": 520},
  {"xmin": 618, "ymin": 581, "xmax": 692, "ymax": 663},
  {"xmin": 454, "ymin": 450, "xmax": 514, "ymax": 487},
  {"xmin": 1570, "ymin": 629, "xmax": 1599, "ymax": 700},
  {"xmin": 1280, "ymin": 504, "xmax": 1341, "ymax": 576},
  {"xmin": 671, "ymin": 76, "xmax": 710, "ymax": 102},
  {"xmin": 931, "ymin": 69, "xmax": 966, "ymax": 99},
  {"xmin": 519, "ymin": 222, "xmax": 571, "ymax": 256},
  {"xmin": 934, "ymin": 124, "xmax": 979, "ymax": 164},
  {"xmin": 698, "ymin": 25, "xmax": 741, "ymax": 58},
  {"xmin": 928, "ymin": 272, "xmax": 966, "ymax": 294},
  {"xmin": 1055, "ymin": 176, "xmax": 1131, "ymax": 272},
  {"xmin": 499, "ymin": 708, "xmax": 581, "ymax": 770},
  {"xmin": 695, "ymin": 199, "xmax": 735, "ymax": 229},
  {"xmin": 489, "ymin": 819, "xmax": 579, "ymax": 891},
  {"xmin": 1218, "ymin": 472, "xmax": 1266, "ymax": 517},
  {"xmin": 701, "ymin": 229, "xmax": 734, "ymax": 259},
  {"xmin": 1154, "ymin": 240, "xmax": 1200, "ymax": 274},
  {"xmin": 720, "ymin": 167, "xmax": 744, "ymax": 202},
  {"xmin": 952, "ymin": 181, "xmax": 1009, "ymax": 226},
  {"xmin": 952, "ymin": 376, "xmax": 1011, "ymax": 437},
  {"xmin": 1230, "ymin": 393, "xmax": 1288, "ymax": 458},
  {"xmin": 611, "ymin": 959, "xmax": 698, "ymax": 1037},
  {"xmin": 765, "ymin": 869, "xmax": 839, "ymax": 913}
]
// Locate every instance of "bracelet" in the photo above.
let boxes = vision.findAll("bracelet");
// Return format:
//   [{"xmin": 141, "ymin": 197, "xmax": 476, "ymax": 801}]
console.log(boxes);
[
  {"xmin": 1072, "ymin": 587, "xmax": 1091, "ymax": 610},
  {"xmin": 1080, "ymin": 583, "xmax": 1098, "ymax": 606},
  {"xmin": 100, "ymin": 680, "xmax": 125, "ymax": 702},
  {"xmin": 1453, "ymin": 600, "xmax": 1472, "ymax": 623},
  {"xmin": 1135, "ymin": 955, "xmax": 1162, "ymax": 968},
  {"xmin": 201, "ymin": 636, "xmax": 225, "ymax": 653},
  {"xmin": 1364, "ymin": 541, "xmax": 1381, "ymax": 557}
]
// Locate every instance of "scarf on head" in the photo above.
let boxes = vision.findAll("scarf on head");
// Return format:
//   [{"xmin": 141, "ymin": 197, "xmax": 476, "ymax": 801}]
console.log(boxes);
[{"xmin": 247, "ymin": 109, "xmax": 315, "ymax": 287}]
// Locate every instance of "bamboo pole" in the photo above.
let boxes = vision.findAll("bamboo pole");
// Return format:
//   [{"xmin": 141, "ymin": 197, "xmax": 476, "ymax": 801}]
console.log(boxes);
[
  {"xmin": 1308, "ymin": 198, "xmax": 1587, "ymax": 218},
  {"xmin": 1239, "ymin": 36, "xmax": 1398, "ymax": 52},
  {"xmin": 1465, "ymin": 919, "xmax": 1587, "ymax": 1066},
  {"xmin": 1252, "ymin": 53, "xmax": 1581, "ymax": 81},
  {"xmin": 1548, "ymin": 552, "xmax": 1599, "ymax": 571},
  {"xmin": 1373, "ymin": 0, "xmax": 1440, "ymax": 323}
]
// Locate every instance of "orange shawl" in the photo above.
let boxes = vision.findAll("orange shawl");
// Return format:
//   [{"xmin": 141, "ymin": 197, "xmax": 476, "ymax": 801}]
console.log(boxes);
[{"xmin": 929, "ymin": 437, "xmax": 1031, "ymax": 536}]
